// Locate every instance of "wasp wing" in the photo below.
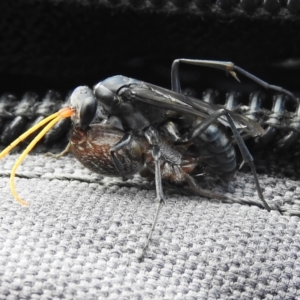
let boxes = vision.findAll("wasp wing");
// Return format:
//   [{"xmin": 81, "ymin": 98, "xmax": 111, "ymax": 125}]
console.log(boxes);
[{"xmin": 127, "ymin": 81, "xmax": 265, "ymax": 137}]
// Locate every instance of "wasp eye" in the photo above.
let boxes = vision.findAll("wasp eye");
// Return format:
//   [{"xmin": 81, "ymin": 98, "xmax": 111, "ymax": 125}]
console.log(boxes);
[{"xmin": 79, "ymin": 95, "xmax": 97, "ymax": 130}]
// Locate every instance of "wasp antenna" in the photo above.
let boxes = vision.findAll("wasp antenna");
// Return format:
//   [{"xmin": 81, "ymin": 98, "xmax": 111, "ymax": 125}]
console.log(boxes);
[
  {"xmin": 9, "ymin": 107, "xmax": 74, "ymax": 206},
  {"xmin": 0, "ymin": 112, "xmax": 59, "ymax": 159},
  {"xmin": 229, "ymin": 71, "xmax": 240, "ymax": 83},
  {"xmin": 0, "ymin": 107, "xmax": 74, "ymax": 160}
]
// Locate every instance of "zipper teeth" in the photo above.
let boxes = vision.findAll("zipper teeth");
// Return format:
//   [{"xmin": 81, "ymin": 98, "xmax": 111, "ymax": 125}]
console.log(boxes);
[
  {"xmin": 0, "ymin": 88, "xmax": 298, "ymax": 147},
  {"xmin": 1, "ymin": 88, "xmax": 300, "ymax": 179},
  {"xmin": 0, "ymin": 91, "xmax": 71, "ymax": 150}
]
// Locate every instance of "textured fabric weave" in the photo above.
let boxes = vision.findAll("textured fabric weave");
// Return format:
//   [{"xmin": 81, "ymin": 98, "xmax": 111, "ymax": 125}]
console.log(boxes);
[{"xmin": 0, "ymin": 154, "xmax": 300, "ymax": 299}]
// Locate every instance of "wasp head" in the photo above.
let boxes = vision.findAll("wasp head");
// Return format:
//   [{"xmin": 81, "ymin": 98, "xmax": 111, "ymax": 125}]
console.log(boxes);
[{"xmin": 70, "ymin": 86, "xmax": 97, "ymax": 130}]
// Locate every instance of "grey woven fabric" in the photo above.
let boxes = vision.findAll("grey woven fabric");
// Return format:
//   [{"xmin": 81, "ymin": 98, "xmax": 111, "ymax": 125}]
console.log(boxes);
[{"xmin": 0, "ymin": 154, "xmax": 300, "ymax": 299}]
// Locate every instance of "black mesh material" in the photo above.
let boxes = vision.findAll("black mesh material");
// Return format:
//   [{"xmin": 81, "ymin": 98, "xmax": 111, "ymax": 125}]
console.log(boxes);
[{"xmin": 1, "ymin": 0, "xmax": 300, "ymax": 93}]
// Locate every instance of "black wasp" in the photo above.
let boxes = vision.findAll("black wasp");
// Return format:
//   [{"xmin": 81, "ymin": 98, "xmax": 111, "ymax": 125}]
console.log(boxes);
[
  {"xmin": 1, "ymin": 59, "xmax": 298, "ymax": 260},
  {"xmin": 69, "ymin": 59, "xmax": 297, "ymax": 258},
  {"xmin": 91, "ymin": 59, "xmax": 295, "ymax": 210}
]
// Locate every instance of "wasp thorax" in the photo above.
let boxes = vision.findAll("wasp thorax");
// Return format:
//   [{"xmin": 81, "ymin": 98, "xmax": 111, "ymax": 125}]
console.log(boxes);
[{"xmin": 93, "ymin": 82, "xmax": 118, "ymax": 112}]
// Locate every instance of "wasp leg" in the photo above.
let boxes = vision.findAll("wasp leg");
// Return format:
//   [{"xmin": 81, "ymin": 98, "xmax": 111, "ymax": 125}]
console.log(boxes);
[
  {"xmin": 138, "ymin": 126, "xmax": 166, "ymax": 261},
  {"xmin": 139, "ymin": 144, "xmax": 165, "ymax": 261},
  {"xmin": 187, "ymin": 108, "xmax": 272, "ymax": 212},
  {"xmin": 171, "ymin": 59, "xmax": 297, "ymax": 103},
  {"xmin": 143, "ymin": 126, "xmax": 165, "ymax": 203},
  {"xmin": 152, "ymin": 146, "xmax": 165, "ymax": 204},
  {"xmin": 184, "ymin": 174, "xmax": 265, "ymax": 208},
  {"xmin": 110, "ymin": 132, "xmax": 133, "ymax": 181},
  {"xmin": 139, "ymin": 200, "xmax": 163, "ymax": 261},
  {"xmin": 109, "ymin": 125, "xmax": 166, "ymax": 259},
  {"xmin": 45, "ymin": 142, "xmax": 71, "ymax": 158}
]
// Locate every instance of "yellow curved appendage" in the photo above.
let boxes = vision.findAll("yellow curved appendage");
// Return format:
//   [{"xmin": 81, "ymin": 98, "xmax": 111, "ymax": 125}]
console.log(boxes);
[
  {"xmin": 0, "ymin": 112, "xmax": 59, "ymax": 159},
  {"xmin": 6, "ymin": 107, "xmax": 75, "ymax": 206}
]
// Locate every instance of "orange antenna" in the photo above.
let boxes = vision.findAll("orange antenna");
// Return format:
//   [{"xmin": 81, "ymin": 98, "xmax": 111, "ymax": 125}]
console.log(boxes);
[{"xmin": 0, "ymin": 107, "xmax": 75, "ymax": 206}]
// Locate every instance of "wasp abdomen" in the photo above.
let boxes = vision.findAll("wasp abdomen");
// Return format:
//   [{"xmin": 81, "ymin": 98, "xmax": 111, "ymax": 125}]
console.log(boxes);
[{"xmin": 192, "ymin": 123, "xmax": 237, "ymax": 181}]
